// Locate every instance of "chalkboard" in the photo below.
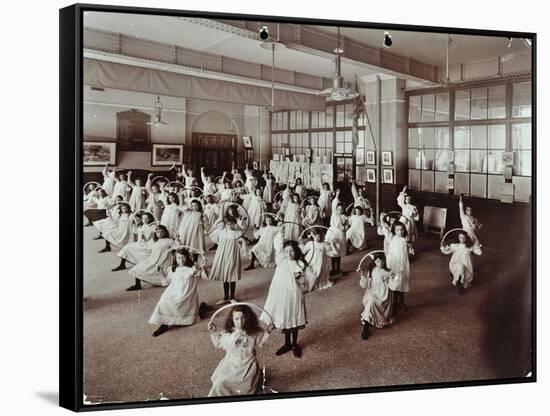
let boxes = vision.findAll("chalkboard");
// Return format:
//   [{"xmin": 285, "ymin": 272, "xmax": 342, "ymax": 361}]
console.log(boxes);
[{"xmin": 423, "ymin": 205, "xmax": 447, "ymax": 238}]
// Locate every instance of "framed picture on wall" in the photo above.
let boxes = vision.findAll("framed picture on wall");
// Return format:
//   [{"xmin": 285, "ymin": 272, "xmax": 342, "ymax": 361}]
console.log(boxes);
[
  {"xmin": 252, "ymin": 161, "xmax": 259, "ymax": 170},
  {"xmin": 382, "ymin": 168, "xmax": 394, "ymax": 184},
  {"xmin": 151, "ymin": 144, "xmax": 183, "ymax": 166},
  {"xmin": 366, "ymin": 151, "xmax": 376, "ymax": 165},
  {"xmin": 242, "ymin": 136, "xmax": 253, "ymax": 149},
  {"xmin": 83, "ymin": 141, "xmax": 117, "ymax": 166},
  {"xmin": 366, "ymin": 168, "xmax": 376, "ymax": 183},
  {"xmin": 382, "ymin": 151, "xmax": 393, "ymax": 166}
]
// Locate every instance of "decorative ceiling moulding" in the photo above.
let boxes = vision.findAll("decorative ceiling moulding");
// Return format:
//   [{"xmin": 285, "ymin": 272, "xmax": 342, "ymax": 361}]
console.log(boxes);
[
  {"xmin": 84, "ymin": 27, "xmax": 331, "ymax": 92},
  {"xmin": 83, "ymin": 57, "xmax": 327, "ymax": 111}
]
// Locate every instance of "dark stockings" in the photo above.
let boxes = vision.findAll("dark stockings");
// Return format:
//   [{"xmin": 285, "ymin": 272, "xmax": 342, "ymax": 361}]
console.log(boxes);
[
  {"xmin": 223, "ymin": 282, "xmax": 236, "ymax": 300},
  {"xmin": 99, "ymin": 240, "xmax": 111, "ymax": 253},
  {"xmin": 112, "ymin": 258, "xmax": 126, "ymax": 272},
  {"xmin": 245, "ymin": 253, "xmax": 257, "ymax": 270},
  {"xmin": 126, "ymin": 278, "xmax": 142, "ymax": 291},
  {"xmin": 331, "ymin": 257, "xmax": 341, "ymax": 274}
]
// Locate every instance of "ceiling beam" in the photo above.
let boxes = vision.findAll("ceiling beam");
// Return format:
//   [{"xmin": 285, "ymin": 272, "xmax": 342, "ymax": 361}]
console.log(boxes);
[{"xmin": 181, "ymin": 18, "xmax": 439, "ymax": 83}]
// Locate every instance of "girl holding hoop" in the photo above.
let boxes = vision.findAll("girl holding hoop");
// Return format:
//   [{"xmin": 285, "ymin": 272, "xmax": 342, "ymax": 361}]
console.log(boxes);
[
  {"xmin": 301, "ymin": 227, "xmax": 334, "ymax": 292},
  {"xmin": 261, "ymin": 230, "xmax": 310, "ymax": 358},
  {"xmin": 440, "ymin": 229, "xmax": 482, "ymax": 294},
  {"xmin": 208, "ymin": 304, "xmax": 272, "ymax": 396},
  {"xmin": 459, "ymin": 195, "xmax": 483, "ymax": 247},
  {"xmin": 246, "ymin": 214, "xmax": 279, "ymax": 271},
  {"xmin": 149, "ymin": 247, "xmax": 208, "ymax": 337},
  {"xmin": 112, "ymin": 211, "xmax": 157, "ymax": 272},
  {"xmin": 281, "ymin": 193, "xmax": 302, "ymax": 242},
  {"xmin": 176, "ymin": 199, "xmax": 206, "ymax": 257},
  {"xmin": 318, "ymin": 182, "xmax": 333, "ymax": 221},
  {"xmin": 397, "ymin": 186, "xmax": 420, "ymax": 255},
  {"xmin": 326, "ymin": 189, "xmax": 348, "ymax": 276}
]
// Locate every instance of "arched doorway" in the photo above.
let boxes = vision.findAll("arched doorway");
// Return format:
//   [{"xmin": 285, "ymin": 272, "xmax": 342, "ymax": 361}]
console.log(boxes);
[{"xmin": 191, "ymin": 111, "xmax": 239, "ymax": 176}]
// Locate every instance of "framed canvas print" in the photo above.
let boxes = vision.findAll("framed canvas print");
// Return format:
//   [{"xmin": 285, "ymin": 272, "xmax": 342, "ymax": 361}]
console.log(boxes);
[
  {"xmin": 366, "ymin": 150, "xmax": 375, "ymax": 165},
  {"xmin": 382, "ymin": 151, "xmax": 393, "ymax": 166},
  {"xmin": 382, "ymin": 168, "xmax": 394, "ymax": 183},
  {"xmin": 83, "ymin": 141, "xmax": 116, "ymax": 166},
  {"xmin": 151, "ymin": 143, "xmax": 183, "ymax": 166},
  {"xmin": 60, "ymin": 3, "xmax": 536, "ymax": 413},
  {"xmin": 366, "ymin": 168, "xmax": 376, "ymax": 183}
]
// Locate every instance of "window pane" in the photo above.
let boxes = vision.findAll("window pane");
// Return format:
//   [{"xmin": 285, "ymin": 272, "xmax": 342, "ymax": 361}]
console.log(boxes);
[
  {"xmin": 422, "ymin": 94, "xmax": 435, "ymax": 122},
  {"xmin": 435, "ymin": 150, "xmax": 449, "ymax": 171},
  {"xmin": 489, "ymin": 124, "xmax": 506, "ymax": 149},
  {"xmin": 487, "ymin": 150, "xmax": 504, "ymax": 174},
  {"xmin": 311, "ymin": 132, "xmax": 318, "ymax": 148},
  {"xmin": 336, "ymin": 142, "xmax": 344, "ymax": 153},
  {"xmin": 326, "ymin": 106, "xmax": 333, "ymax": 128},
  {"xmin": 455, "ymin": 150, "xmax": 470, "ymax": 172},
  {"xmin": 409, "ymin": 95, "xmax": 422, "ymax": 123},
  {"xmin": 489, "ymin": 85, "xmax": 506, "ymax": 119},
  {"xmin": 434, "ymin": 127, "xmax": 450, "ymax": 149},
  {"xmin": 454, "ymin": 126, "xmax": 470, "ymax": 149},
  {"xmin": 296, "ymin": 111, "xmax": 302, "ymax": 129},
  {"xmin": 421, "ymin": 171, "xmax": 434, "ymax": 191},
  {"xmin": 318, "ymin": 111, "xmax": 326, "ymax": 128},
  {"xmin": 311, "ymin": 112, "xmax": 318, "ymax": 129},
  {"xmin": 420, "ymin": 127, "xmax": 435, "ymax": 148},
  {"xmin": 512, "ymin": 176, "xmax": 531, "ymax": 202},
  {"xmin": 409, "ymin": 128, "xmax": 420, "ymax": 148},
  {"xmin": 487, "ymin": 175, "xmax": 504, "ymax": 199},
  {"xmin": 409, "ymin": 169, "xmax": 420, "ymax": 189},
  {"xmin": 345, "ymin": 104, "xmax": 354, "ymax": 127},
  {"xmin": 471, "ymin": 174, "xmax": 487, "ymax": 198},
  {"xmin": 471, "ymin": 87, "xmax": 488, "ymax": 120},
  {"xmin": 422, "ymin": 149, "xmax": 435, "ymax": 170},
  {"xmin": 345, "ymin": 130, "xmax": 353, "ymax": 143},
  {"xmin": 289, "ymin": 133, "xmax": 296, "ymax": 146},
  {"xmin": 282, "ymin": 112, "xmax": 288, "ymax": 130},
  {"xmin": 513, "ymin": 82, "xmax": 532, "ymax": 117},
  {"xmin": 289, "ymin": 111, "xmax": 296, "ymax": 129},
  {"xmin": 336, "ymin": 105, "xmax": 345, "ymax": 127},
  {"xmin": 409, "ymin": 149, "xmax": 420, "ymax": 169},
  {"xmin": 471, "ymin": 149, "xmax": 487, "ymax": 173},
  {"xmin": 455, "ymin": 90, "xmax": 470, "ymax": 120},
  {"xmin": 345, "ymin": 143, "xmax": 352, "ymax": 153},
  {"xmin": 435, "ymin": 172, "xmax": 449, "ymax": 193},
  {"xmin": 436, "ymin": 92, "xmax": 450, "ymax": 121},
  {"xmin": 358, "ymin": 130, "xmax": 365, "ymax": 148},
  {"xmin": 512, "ymin": 123, "xmax": 531, "ymax": 150},
  {"xmin": 471, "ymin": 125, "xmax": 487, "ymax": 149},
  {"xmin": 515, "ymin": 150, "xmax": 531, "ymax": 176},
  {"xmin": 455, "ymin": 173, "xmax": 470, "ymax": 195}
]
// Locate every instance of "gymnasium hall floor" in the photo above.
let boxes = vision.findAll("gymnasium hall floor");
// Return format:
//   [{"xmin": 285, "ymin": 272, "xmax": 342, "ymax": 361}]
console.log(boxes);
[{"xmin": 82, "ymin": 226, "xmax": 532, "ymax": 404}]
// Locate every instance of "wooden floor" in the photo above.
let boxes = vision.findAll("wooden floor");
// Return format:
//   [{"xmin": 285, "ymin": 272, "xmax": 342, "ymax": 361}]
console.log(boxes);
[{"xmin": 82, "ymin": 225, "xmax": 532, "ymax": 404}]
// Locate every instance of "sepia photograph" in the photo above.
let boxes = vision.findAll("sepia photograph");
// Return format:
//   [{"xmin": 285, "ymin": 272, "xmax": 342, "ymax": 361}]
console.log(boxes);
[{"xmin": 61, "ymin": 3, "xmax": 535, "ymax": 411}]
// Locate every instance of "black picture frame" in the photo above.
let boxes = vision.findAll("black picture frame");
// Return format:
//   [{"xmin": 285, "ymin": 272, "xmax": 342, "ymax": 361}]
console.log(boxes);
[
  {"xmin": 151, "ymin": 143, "xmax": 184, "ymax": 166},
  {"xmin": 60, "ymin": 3, "xmax": 537, "ymax": 412}
]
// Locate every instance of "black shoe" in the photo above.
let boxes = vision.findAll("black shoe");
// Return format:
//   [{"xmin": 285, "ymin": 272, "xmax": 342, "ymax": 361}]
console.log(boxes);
[
  {"xmin": 111, "ymin": 264, "xmax": 126, "ymax": 272},
  {"xmin": 244, "ymin": 264, "xmax": 255, "ymax": 271},
  {"xmin": 93, "ymin": 235, "xmax": 103, "ymax": 240},
  {"xmin": 292, "ymin": 344, "xmax": 303, "ymax": 358},
  {"xmin": 198, "ymin": 302, "xmax": 208, "ymax": 319},
  {"xmin": 209, "ymin": 244, "xmax": 218, "ymax": 251},
  {"xmin": 98, "ymin": 246, "xmax": 111, "ymax": 253},
  {"xmin": 152, "ymin": 325, "xmax": 170, "ymax": 337},
  {"xmin": 361, "ymin": 323, "xmax": 369, "ymax": 340},
  {"xmin": 126, "ymin": 284, "xmax": 141, "ymax": 291},
  {"xmin": 275, "ymin": 344, "xmax": 293, "ymax": 356}
]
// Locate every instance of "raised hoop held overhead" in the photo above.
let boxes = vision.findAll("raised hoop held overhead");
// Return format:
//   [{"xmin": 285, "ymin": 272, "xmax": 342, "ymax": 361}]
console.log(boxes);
[
  {"xmin": 83, "ymin": 181, "xmax": 101, "ymax": 194},
  {"xmin": 165, "ymin": 181, "xmax": 185, "ymax": 193},
  {"xmin": 208, "ymin": 301, "xmax": 274, "ymax": 330},
  {"xmin": 300, "ymin": 195, "xmax": 319, "ymax": 208},
  {"xmin": 210, "ymin": 202, "xmax": 250, "ymax": 240},
  {"xmin": 170, "ymin": 244, "xmax": 208, "ymax": 269},
  {"xmin": 133, "ymin": 209, "xmax": 158, "ymax": 223},
  {"xmin": 441, "ymin": 228, "xmax": 469, "ymax": 246},
  {"xmin": 299, "ymin": 225, "xmax": 330, "ymax": 242},
  {"xmin": 357, "ymin": 250, "xmax": 386, "ymax": 275},
  {"xmin": 383, "ymin": 211, "xmax": 409, "ymax": 225},
  {"xmin": 151, "ymin": 176, "xmax": 170, "ymax": 187}
]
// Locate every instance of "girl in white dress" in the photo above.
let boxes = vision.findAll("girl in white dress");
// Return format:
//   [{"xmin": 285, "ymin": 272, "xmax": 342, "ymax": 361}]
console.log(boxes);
[
  {"xmin": 231, "ymin": 168, "xmax": 244, "ymax": 187},
  {"xmin": 149, "ymin": 248, "xmax": 207, "ymax": 336},
  {"xmin": 161, "ymin": 192, "xmax": 181, "ymax": 238},
  {"xmin": 203, "ymin": 195, "xmax": 222, "ymax": 250},
  {"xmin": 302, "ymin": 198, "xmax": 322, "ymax": 229},
  {"xmin": 293, "ymin": 177, "xmax": 306, "ymax": 200},
  {"xmin": 261, "ymin": 234, "xmax": 310, "ymax": 358},
  {"xmin": 281, "ymin": 194, "xmax": 302, "ymax": 242},
  {"xmin": 128, "ymin": 174, "xmax": 148, "ymax": 211},
  {"xmin": 83, "ymin": 188, "xmax": 110, "ymax": 225},
  {"xmin": 301, "ymin": 228, "xmax": 334, "ymax": 292},
  {"xmin": 112, "ymin": 172, "xmax": 132, "ymax": 201},
  {"xmin": 245, "ymin": 215, "xmax": 279, "ymax": 270},
  {"xmin": 201, "ymin": 167, "xmax": 218, "ymax": 196},
  {"xmin": 459, "ymin": 195, "xmax": 483, "ymax": 247},
  {"xmin": 441, "ymin": 231, "xmax": 482, "ymax": 294},
  {"xmin": 126, "ymin": 225, "xmax": 174, "ymax": 291},
  {"xmin": 145, "ymin": 173, "xmax": 165, "ymax": 222},
  {"xmin": 346, "ymin": 206, "xmax": 373, "ymax": 254},
  {"xmin": 379, "ymin": 220, "xmax": 410, "ymax": 312},
  {"xmin": 209, "ymin": 208, "xmax": 247, "ymax": 304},
  {"xmin": 101, "ymin": 163, "xmax": 116, "ymax": 195},
  {"xmin": 357, "ymin": 254, "xmax": 395, "ymax": 340},
  {"xmin": 177, "ymin": 200, "xmax": 206, "ymax": 256},
  {"xmin": 208, "ymin": 304, "xmax": 271, "ymax": 396},
  {"xmin": 397, "ymin": 185, "xmax": 420, "ymax": 255},
  {"xmin": 220, "ymin": 181, "xmax": 235, "ymax": 203},
  {"xmin": 112, "ymin": 212, "xmax": 156, "ymax": 271},
  {"xmin": 377, "ymin": 213, "xmax": 397, "ymax": 258},
  {"xmin": 326, "ymin": 190, "xmax": 347, "ymax": 275},
  {"xmin": 318, "ymin": 183, "xmax": 333, "ymax": 220},
  {"xmin": 262, "ymin": 170, "xmax": 276, "ymax": 207},
  {"xmin": 351, "ymin": 180, "xmax": 372, "ymax": 212},
  {"xmin": 98, "ymin": 202, "xmax": 133, "ymax": 254},
  {"xmin": 245, "ymin": 188, "xmax": 265, "ymax": 241}
]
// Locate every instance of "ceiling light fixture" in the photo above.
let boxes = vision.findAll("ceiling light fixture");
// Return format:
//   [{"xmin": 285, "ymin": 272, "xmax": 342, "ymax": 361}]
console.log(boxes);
[
  {"xmin": 383, "ymin": 31, "xmax": 393, "ymax": 48},
  {"xmin": 259, "ymin": 26, "xmax": 269, "ymax": 41},
  {"xmin": 507, "ymin": 37, "xmax": 513, "ymax": 48}
]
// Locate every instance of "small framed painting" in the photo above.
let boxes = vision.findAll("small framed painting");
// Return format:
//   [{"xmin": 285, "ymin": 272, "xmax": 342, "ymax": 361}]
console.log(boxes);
[
  {"xmin": 83, "ymin": 141, "xmax": 117, "ymax": 166},
  {"xmin": 382, "ymin": 151, "xmax": 393, "ymax": 166},
  {"xmin": 151, "ymin": 143, "xmax": 184, "ymax": 166},
  {"xmin": 366, "ymin": 168, "xmax": 376, "ymax": 183},
  {"xmin": 366, "ymin": 150, "xmax": 376, "ymax": 165},
  {"xmin": 382, "ymin": 168, "xmax": 394, "ymax": 184},
  {"xmin": 242, "ymin": 136, "xmax": 253, "ymax": 149},
  {"xmin": 252, "ymin": 161, "xmax": 259, "ymax": 170}
]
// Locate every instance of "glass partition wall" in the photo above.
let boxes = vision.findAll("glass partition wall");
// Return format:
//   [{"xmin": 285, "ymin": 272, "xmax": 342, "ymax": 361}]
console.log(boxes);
[{"xmin": 407, "ymin": 78, "xmax": 532, "ymax": 202}]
